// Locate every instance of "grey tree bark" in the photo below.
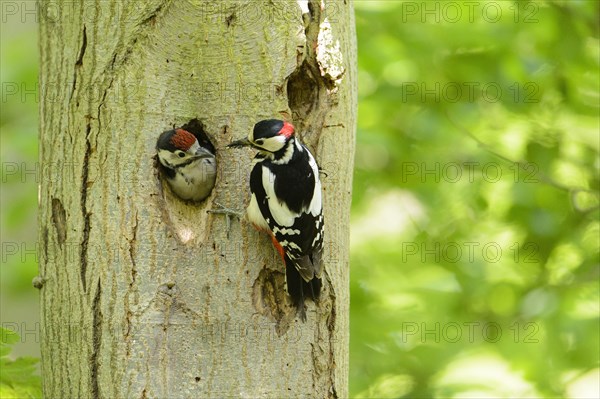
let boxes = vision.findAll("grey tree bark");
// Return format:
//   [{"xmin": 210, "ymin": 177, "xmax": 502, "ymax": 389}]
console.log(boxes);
[{"xmin": 38, "ymin": 1, "xmax": 356, "ymax": 397}]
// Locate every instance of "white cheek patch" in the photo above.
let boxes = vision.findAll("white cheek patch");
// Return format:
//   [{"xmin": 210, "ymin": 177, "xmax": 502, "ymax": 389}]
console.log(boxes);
[
  {"xmin": 260, "ymin": 135, "xmax": 287, "ymax": 153},
  {"xmin": 158, "ymin": 149, "xmax": 176, "ymax": 167}
]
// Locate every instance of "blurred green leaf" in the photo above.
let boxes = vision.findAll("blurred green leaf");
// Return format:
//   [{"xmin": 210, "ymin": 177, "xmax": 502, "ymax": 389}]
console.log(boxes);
[{"xmin": 0, "ymin": 328, "xmax": 41, "ymax": 398}]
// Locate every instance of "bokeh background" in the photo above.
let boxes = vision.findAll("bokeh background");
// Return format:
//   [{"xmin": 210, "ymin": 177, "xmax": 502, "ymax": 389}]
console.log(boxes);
[{"xmin": 1, "ymin": 1, "xmax": 599, "ymax": 398}]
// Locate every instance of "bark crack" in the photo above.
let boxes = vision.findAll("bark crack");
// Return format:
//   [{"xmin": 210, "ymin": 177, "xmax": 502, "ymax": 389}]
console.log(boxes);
[
  {"xmin": 51, "ymin": 197, "xmax": 67, "ymax": 248},
  {"xmin": 128, "ymin": 211, "xmax": 139, "ymax": 284},
  {"xmin": 70, "ymin": 25, "xmax": 87, "ymax": 101},
  {"xmin": 96, "ymin": 76, "xmax": 115, "ymax": 135},
  {"xmin": 42, "ymin": 227, "xmax": 49, "ymax": 269},
  {"xmin": 125, "ymin": 211, "xmax": 139, "ymax": 344},
  {"xmin": 75, "ymin": 25, "xmax": 87, "ymax": 66},
  {"xmin": 80, "ymin": 122, "xmax": 92, "ymax": 292},
  {"xmin": 125, "ymin": 212, "xmax": 139, "ymax": 344},
  {"xmin": 91, "ymin": 280, "xmax": 103, "ymax": 399}
]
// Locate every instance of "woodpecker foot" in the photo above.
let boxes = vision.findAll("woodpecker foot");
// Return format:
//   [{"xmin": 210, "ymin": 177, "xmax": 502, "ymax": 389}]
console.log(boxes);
[{"xmin": 207, "ymin": 202, "xmax": 244, "ymax": 238}]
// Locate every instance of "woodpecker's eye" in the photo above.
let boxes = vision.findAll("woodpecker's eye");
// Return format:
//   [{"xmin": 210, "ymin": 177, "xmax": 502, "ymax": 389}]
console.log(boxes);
[
  {"xmin": 255, "ymin": 139, "xmax": 264, "ymax": 145},
  {"xmin": 176, "ymin": 151, "xmax": 186, "ymax": 158}
]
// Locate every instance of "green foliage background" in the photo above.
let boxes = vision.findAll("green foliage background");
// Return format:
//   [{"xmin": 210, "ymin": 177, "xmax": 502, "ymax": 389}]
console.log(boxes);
[
  {"xmin": 350, "ymin": 1, "xmax": 598, "ymax": 397},
  {"xmin": 1, "ymin": 1, "xmax": 598, "ymax": 398}
]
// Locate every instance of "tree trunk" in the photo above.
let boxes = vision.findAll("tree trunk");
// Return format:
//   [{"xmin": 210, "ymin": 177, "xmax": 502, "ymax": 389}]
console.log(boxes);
[{"xmin": 38, "ymin": 1, "xmax": 355, "ymax": 397}]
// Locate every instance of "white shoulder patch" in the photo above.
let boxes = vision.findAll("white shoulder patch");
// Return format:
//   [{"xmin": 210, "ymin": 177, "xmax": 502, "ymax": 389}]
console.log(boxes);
[
  {"xmin": 247, "ymin": 193, "xmax": 269, "ymax": 231},
  {"xmin": 262, "ymin": 166, "xmax": 296, "ymax": 227},
  {"xmin": 306, "ymin": 149, "xmax": 322, "ymax": 216}
]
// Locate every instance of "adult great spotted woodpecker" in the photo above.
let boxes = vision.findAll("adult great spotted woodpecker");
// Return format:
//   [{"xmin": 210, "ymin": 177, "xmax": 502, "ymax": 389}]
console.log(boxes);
[
  {"xmin": 229, "ymin": 119, "xmax": 323, "ymax": 321},
  {"xmin": 156, "ymin": 127, "xmax": 216, "ymax": 202}
]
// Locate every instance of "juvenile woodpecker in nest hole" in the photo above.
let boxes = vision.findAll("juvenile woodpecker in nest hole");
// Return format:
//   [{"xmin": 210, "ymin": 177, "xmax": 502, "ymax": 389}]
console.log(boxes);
[
  {"xmin": 156, "ymin": 128, "xmax": 216, "ymax": 202},
  {"xmin": 229, "ymin": 119, "xmax": 323, "ymax": 321}
]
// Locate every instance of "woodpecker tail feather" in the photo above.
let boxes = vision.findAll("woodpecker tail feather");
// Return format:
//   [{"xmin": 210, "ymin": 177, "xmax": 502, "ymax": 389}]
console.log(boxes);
[{"xmin": 285, "ymin": 255, "xmax": 322, "ymax": 322}]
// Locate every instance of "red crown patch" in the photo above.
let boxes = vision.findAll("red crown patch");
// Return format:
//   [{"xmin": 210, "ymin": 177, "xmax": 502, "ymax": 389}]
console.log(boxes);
[{"xmin": 171, "ymin": 129, "xmax": 197, "ymax": 150}]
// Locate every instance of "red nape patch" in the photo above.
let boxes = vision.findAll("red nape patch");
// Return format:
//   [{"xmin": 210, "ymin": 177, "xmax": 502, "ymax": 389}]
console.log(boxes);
[
  {"xmin": 171, "ymin": 129, "xmax": 197, "ymax": 151},
  {"xmin": 279, "ymin": 122, "xmax": 295, "ymax": 138},
  {"xmin": 269, "ymin": 234, "xmax": 286, "ymax": 264}
]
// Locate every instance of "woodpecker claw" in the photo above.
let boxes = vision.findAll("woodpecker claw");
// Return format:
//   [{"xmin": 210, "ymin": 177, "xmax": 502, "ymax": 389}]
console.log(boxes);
[
  {"xmin": 207, "ymin": 202, "xmax": 244, "ymax": 218},
  {"xmin": 207, "ymin": 202, "xmax": 244, "ymax": 238}
]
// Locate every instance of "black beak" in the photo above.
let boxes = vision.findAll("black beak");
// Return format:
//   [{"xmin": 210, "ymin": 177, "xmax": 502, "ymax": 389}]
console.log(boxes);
[
  {"xmin": 227, "ymin": 138, "xmax": 252, "ymax": 148},
  {"xmin": 192, "ymin": 146, "xmax": 214, "ymax": 159}
]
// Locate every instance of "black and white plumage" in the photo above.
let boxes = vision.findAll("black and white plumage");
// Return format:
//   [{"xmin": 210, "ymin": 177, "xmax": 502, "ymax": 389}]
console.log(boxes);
[
  {"xmin": 229, "ymin": 119, "xmax": 323, "ymax": 320},
  {"xmin": 156, "ymin": 128, "xmax": 216, "ymax": 202}
]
